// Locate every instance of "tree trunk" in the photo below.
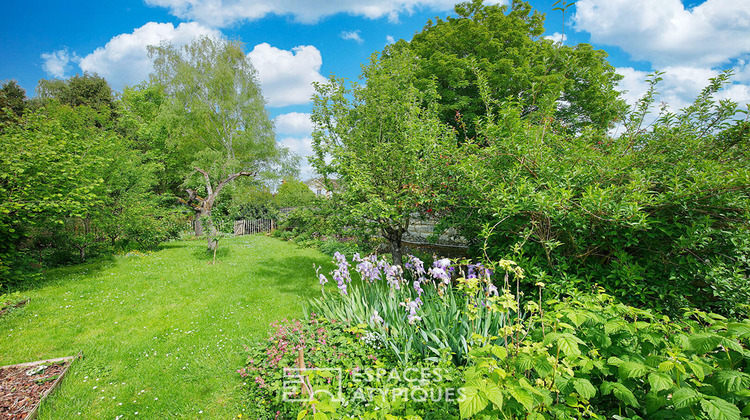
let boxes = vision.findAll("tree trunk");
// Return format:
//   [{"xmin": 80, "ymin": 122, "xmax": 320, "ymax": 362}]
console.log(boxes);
[
  {"xmin": 194, "ymin": 216, "xmax": 203, "ymax": 236},
  {"xmin": 383, "ymin": 226, "xmax": 405, "ymax": 266},
  {"xmin": 200, "ymin": 204, "xmax": 218, "ymax": 251},
  {"xmin": 191, "ymin": 167, "xmax": 256, "ymax": 251}
]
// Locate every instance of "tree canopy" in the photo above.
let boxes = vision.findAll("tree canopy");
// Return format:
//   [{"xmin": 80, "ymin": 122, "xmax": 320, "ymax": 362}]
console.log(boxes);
[
  {"xmin": 398, "ymin": 0, "xmax": 625, "ymax": 138},
  {"xmin": 36, "ymin": 72, "xmax": 115, "ymax": 111}
]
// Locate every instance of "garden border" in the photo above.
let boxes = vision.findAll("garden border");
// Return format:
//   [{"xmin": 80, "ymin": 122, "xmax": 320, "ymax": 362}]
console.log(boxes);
[{"xmin": 1, "ymin": 351, "xmax": 83, "ymax": 420}]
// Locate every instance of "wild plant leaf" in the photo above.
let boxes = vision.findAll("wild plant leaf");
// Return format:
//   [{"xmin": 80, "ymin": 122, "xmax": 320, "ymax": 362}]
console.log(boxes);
[
  {"xmin": 612, "ymin": 382, "xmax": 639, "ymax": 407},
  {"xmin": 607, "ymin": 356, "xmax": 625, "ymax": 367},
  {"xmin": 727, "ymin": 322, "xmax": 750, "ymax": 338},
  {"xmin": 516, "ymin": 353, "xmax": 534, "ymax": 371},
  {"xmin": 491, "ymin": 345, "xmax": 508, "ymax": 360},
  {"xmin": 567, "ymin": 310, "xmax": 589, "ymax": 327},
  {"xmin": 700, "ymin": 397, "xmax": 741, "ymax": 420},
  {"xmin": 690, "ymin": 333, "xmax": 723, "ymax": 353},
  {"xmin": 648, "ymin": 372, "xmax": 674, "ymax": 393},
  {"xmin": 686, "ymin": 361, "xmax": 705, "ymax": 381},
  {"xmin": 534, "ymin": 356, "xmax": 555, "ymax": 377},
  {"xmin": 645, "ymin": 392, "xmax": 669, "ymax": 414},
  {"xmin": 719, "ymin": 337, "xmax": 744, "ymax": 353},
  {"xmin": 605, "ymin": 319, "xmax": 628, "ymax": 334},
  {"xmin": 672, "ymin": 387, "xmax": 701, "ymax": 409},
  {"xmin": 483, "ymin": 382, "xmax": 503, "ymax": 409},
  {"xmin": 573, "ymin": 378, "xmax": 597, "ymax": 400},
  {"xmin": 557, "ymin": 333, "xmax": 584, "ymax": 357},
  {"xmin": 715, "ymin": 370, "xmax": 750, "ymax": 393},
  {"xmin": 508, "ymin": 385, "xmax": 535, "ymax": 412},
  {"xmin": 459, "ymin": 386, "xmax": 488, "ymax": 419},
  {"xmin": 619, "ymin": 361, "xmax": 651, "ymax": 379}
]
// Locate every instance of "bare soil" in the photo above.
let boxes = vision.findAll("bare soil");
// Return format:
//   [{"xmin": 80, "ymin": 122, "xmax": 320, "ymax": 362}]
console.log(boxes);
[{"xmin": 0, "ymin": 361, "xmax": 69, "ymax": 419}]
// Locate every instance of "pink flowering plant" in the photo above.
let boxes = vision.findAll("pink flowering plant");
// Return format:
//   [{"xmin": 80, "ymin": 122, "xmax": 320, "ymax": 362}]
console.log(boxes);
[
  {"xmin": 239, "ymin": 314, "xmax": 463, "ymax": 419},
  {"xmin": 239, "ymin": 314, "xmax": 395, "ymax": 419}
]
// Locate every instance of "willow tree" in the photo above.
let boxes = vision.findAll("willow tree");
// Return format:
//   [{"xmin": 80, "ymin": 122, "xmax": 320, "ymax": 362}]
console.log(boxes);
[{"xmin": 148, "ymin": 36, "xmax": 295, "ymax": 250}]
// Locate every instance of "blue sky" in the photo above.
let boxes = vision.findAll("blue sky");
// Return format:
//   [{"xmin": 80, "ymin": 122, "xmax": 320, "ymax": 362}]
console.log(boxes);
[{"xmin": 2, "ymin": 0, "xmax": 749, "ymax": 179}]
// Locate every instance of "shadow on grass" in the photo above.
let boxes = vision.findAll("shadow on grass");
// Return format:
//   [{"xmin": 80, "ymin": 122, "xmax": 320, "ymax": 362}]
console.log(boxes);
[
  {"xmin": 254, "ymin": 255, "xmax": 333, "ymax": 301},
  {"xmin": 191, "ymin": 244, "xmax": 231, "ymax": 262},
  {"xmin": 158, "ymin": 241, "xmax": 192, "ymax": 250},
  {"xmin": 21, "ymin": 255, "xmax": 117, "ymax": 292}
]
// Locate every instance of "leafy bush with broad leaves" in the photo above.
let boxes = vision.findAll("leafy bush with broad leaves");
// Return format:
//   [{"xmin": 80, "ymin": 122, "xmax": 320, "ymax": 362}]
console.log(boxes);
[
  {"xmin": 122, "ymin": 204, "xmax": 184, "ymax": 250},
  {"xmin": 437, "ymin": 71, "xmax": 750, "ymax": 317},
  {"xmin": 459, "ymin": 291, "xmax": 750, "ymax": 419}
]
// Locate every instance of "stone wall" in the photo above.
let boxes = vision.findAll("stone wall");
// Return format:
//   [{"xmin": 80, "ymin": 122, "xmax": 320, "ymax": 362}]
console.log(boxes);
[{"xmin": 403, "ymin": 215, "xmax": 467, "ymax": 247}]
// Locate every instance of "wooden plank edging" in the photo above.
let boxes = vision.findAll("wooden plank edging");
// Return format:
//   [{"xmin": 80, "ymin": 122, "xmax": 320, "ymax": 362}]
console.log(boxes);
[{"xmin": 1, "ymin": 351, "xmax": 83, "ymax": 420}]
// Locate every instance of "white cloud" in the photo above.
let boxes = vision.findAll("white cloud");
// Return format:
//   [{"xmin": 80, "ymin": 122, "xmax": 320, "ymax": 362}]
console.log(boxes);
[
  {"xmin": 340, "ymin": 30, "xmax": 364, "ymax": 44},
  {"xmin": 386, "ymin": 35, "xmax": 396, "ymax": 44},
  {"xmin": 76, "ymin": 22, "xmax": 220, "ymax": 90},
  {"xmin": 574, "ymin": 0, "xmax": 750, "ymax": 67},
  {"xmin": 544, "ymin": 32, "xmax": 567, "ymax": 44},
  {"xmin": 279, "ymin": 136, "xmax": 317, "ymax": 180},
  {"xmin": 275, "ymin": 112, "xmax": 313, "ymax": 136},
  {"xmin": 616, "ymin": 66, "xmax": 750, "ymax": 115},
  {"xmin": 40, "ymin": 48, "xmax": 80, "ymax": 78},
  {"xmin": 145, "ymin": 0, "xmax": 506, "ymax": 27},
  {"xmin": 248, "ymin": 43, "xmax": 327, "ymax": 107}
]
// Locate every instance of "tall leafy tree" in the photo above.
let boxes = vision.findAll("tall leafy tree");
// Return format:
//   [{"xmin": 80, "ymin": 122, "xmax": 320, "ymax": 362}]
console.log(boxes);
[
  {"xmin": 311, "ymin": 50, "xmax": 456, "ymax": 265},
  {"xmin": 36, "ymin": 72, "xmax": 115, "ymax": 111},
  {"xmin": 0, "ymin": 109, "xmax": 107, "ymax": 285},
  {"xmin": 400, "ymin": 0, "xmax": 625, "ymax": 138},
  {"xmin": 118, "ymin": 83, "xmax": 187, "ymax": 197},
  {"xmin": 274, "ymin": 178, "xmax": 316, "ymax": 208},
  {"xmin": 439, "ymin": 72, "xmax": 750, "ymax": 315},
  {"xmin": 148, "ymin": 36, "xmax": 295, "ymax": 250},
  {"xmin": 0, "ymin": 80, "xmax": 28, "ymax": 125}
]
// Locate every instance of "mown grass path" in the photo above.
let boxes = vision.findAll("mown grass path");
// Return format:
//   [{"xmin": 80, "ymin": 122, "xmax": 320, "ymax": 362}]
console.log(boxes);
[{"xmin": 0, "ymin": 235, "xmax": 331, "ymax": 419}]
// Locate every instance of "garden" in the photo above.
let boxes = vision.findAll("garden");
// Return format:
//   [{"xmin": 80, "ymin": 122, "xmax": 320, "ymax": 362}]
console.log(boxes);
[{"xmin": 1, "ymin": 0, "xmax": 749, "ymax": 419}]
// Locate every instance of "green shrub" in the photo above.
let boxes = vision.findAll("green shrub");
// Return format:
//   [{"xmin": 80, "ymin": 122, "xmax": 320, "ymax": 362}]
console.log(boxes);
[
  {"xmin": 440, "ymin": 72, "xmax": 750, "ymax": 317},
  {"xmin": 460, "ymin": 290, "xmax": 750, "ymax": 419}
]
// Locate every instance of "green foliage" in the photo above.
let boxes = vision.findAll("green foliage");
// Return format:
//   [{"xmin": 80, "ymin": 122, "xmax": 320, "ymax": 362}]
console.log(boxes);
[
  {"xmin": 459, "ymin": 291, "xmax": 750, "ymax": 419},
  {"xmin": 149, "ymin": 36, "xmax": 296, "ymax": 249},
  {"xmin": 121, "ymin": 204, "xmax": 183, "ymax": 250},
  {"xmin": 0, "ymin": 108, "xmax": 108, "ymax": 287},
  {"xmin": 311, "ymin": 48, "xmax": 457, "ymax": 264},
  {"xmin": 440, "ymin": 71, "xmax": 750, "ymax": 316},
  {"xmin": 36, "ymin": 72, "xmax": 115, "ymax": 111},
  {"xmin": 224, "ymin": 182, "xmax": 279, "ymax": 221},
  {"xmin": 117, "ymin": 83, "xmax": 187, "ymax": 197},
  {"xmin": 275, "ymin": 178, "xmax": 316, "ymax": 208},
  {"xmin": 148, "ymin": 36, "xmax": 293, "ymax": 184},
  {"xmin": 399, "ymin": 0, "xmax": 625, "ymax": 138},
  {"xmin": 0, "ymin": 80, "xmax": 28, "ymax": 125}
]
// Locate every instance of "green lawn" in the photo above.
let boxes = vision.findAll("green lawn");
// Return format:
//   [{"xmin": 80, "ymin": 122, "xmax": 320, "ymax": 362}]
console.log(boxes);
[{"xmin": 0, "ymin": 235, "xmax": 331, "ymax": 419}]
